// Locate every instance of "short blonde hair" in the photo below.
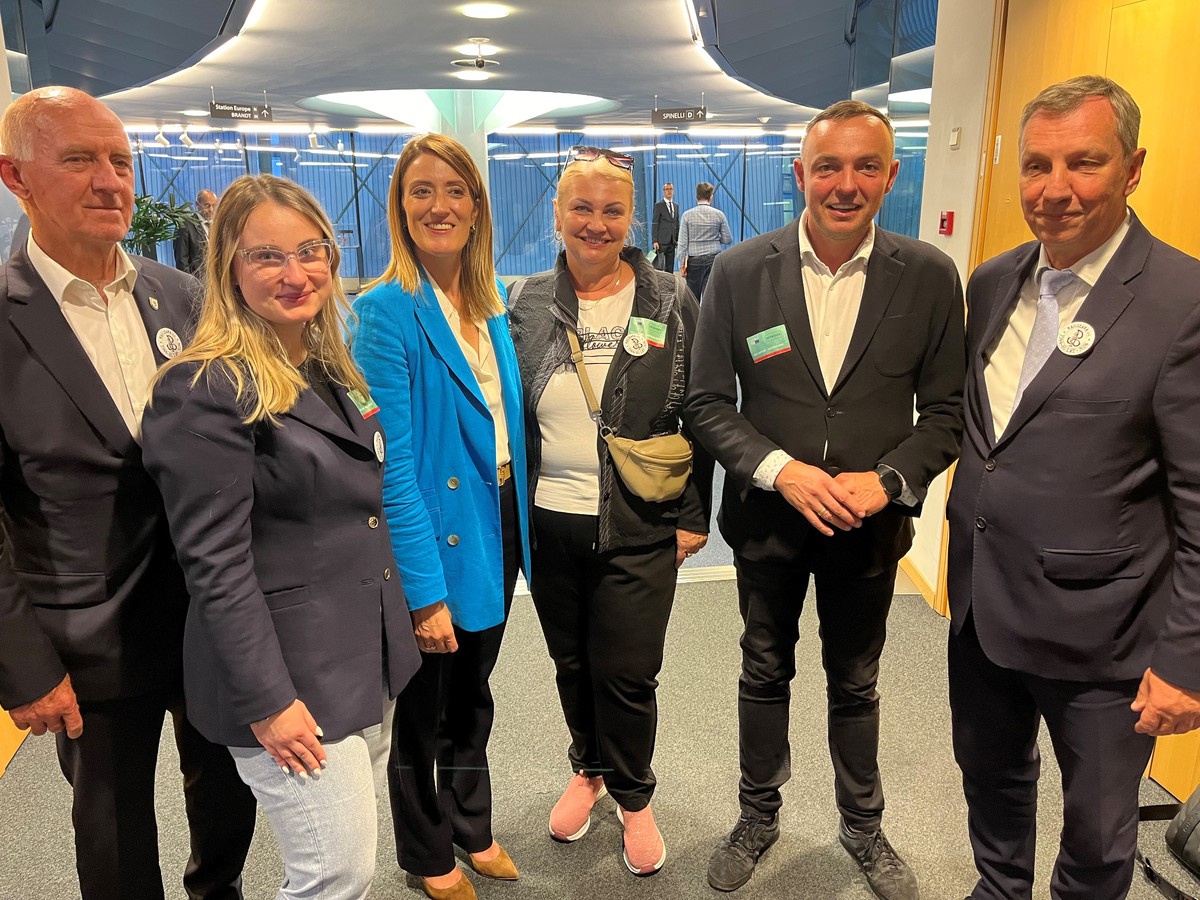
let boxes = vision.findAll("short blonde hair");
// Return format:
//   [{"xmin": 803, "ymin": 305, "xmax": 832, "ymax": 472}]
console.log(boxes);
[
  {"xmin": 805, "ymin": 99, "xmax": 895, "ymax": 159},
  {"xmin": 368, "ymin": 133, "xmax": 501, "ymax": 323},
  {"xmin": 156, "ymin": 174, "xmax": 368, "ymax": 424}
]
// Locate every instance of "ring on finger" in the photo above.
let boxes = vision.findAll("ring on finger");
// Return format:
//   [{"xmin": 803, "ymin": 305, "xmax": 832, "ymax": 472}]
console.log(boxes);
[{"xmin": 818, "ymin": 507, "xmax": 831, "ymax": 519}]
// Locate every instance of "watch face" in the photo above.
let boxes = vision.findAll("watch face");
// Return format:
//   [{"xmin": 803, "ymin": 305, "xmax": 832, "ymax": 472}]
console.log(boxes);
[{"xmin": 879, "ymin": 468, "xmax": 902, "ymax": 499}]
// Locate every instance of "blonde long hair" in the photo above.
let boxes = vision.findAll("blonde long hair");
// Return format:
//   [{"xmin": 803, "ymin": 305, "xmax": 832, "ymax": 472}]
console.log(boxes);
[
  {"xmin": 367, "ymin": 133, "xmax": 502, "ymax": 322},
  {"xmin": 156, "ymin": 174, "xmax": 368, "ymax": 424}
]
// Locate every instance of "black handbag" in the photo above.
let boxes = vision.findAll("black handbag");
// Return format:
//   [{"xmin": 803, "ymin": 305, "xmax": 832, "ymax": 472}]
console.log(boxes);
[{"xmin": 1139, "ymin": 784, "xmax": 1200, "ymax": 900}]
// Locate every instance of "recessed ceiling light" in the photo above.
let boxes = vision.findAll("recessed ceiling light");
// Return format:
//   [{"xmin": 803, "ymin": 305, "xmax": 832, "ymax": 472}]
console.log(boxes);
[
  {"xmin": 461, "ymin": 3, "xmax": 509, "ymax": 18},
  {"xmin": 181, "ymin": 109, "xmax": 209, "ymax": 117},
  {"xmin": 455, "ymin": 41, "xmax": 498, "ymax": 56},
  {"xmin": 455, "ymin": 70, "xmax": 491, "ymax": 81}
]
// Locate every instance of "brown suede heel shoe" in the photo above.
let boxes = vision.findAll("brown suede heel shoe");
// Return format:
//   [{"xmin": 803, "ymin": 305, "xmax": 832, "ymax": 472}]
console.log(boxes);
[
  {"xmin": 421, "ymin": 871, "xmax": 478, "ymax": 900},
  {"xmin": 467, "ymin": 844, "xmax": 520, "ymax": 880}
]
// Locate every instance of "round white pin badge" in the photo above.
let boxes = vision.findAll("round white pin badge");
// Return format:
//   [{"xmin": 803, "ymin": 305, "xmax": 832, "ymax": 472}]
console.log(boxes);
[
  {"xmin": 374, "ymin": 431, "xmax": 385, "ymax": 462},
  {"xmin": 623, "ymin": 332, "xmax": 648, "ymax": 357},
  {"xmin": 1057, "ymin": 321, "xmax": 1095, "ymax": 357},
  {"xmin": 156, "ymin": 328, "xmax": 183, "ymax": 359}
]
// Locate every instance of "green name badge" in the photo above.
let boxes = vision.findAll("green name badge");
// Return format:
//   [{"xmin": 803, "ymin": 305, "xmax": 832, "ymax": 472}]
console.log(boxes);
[
  {"xmin": 347, "ymin": 388, "xmax": 380, "ymax": 419},
  {"xmin": 746, "ymin": 325, "xmax": 791, "ymax": 363},
  {"xmin": 627, "ymin": 316, "xmax": 668, "ymax": 348}
]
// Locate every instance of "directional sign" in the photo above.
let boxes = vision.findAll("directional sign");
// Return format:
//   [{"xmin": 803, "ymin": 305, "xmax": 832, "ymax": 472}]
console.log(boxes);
[
  {"xmin": 209, "ymin": 100, "xmax": 273, "ymax": 122},
  {"xmin": 652, "ymin": 106, "xmax": 707, "ymax": 125}
]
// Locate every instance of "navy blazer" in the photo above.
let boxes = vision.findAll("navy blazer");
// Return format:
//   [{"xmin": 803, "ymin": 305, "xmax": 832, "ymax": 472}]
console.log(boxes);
[
  {"xmin": 685, "ymin": 218, "xmax": 965, "ymax": 572},
  {"xmin": 947, "ymin": 212, "xmax": 1200, "ymax": 688},
  {"xmin": 0, "ymin": 245, "xmax": 195, "ymax": 708},
  {"xmin": 143, "ymin": 361, "xmax": 421, "ymax": 747}
]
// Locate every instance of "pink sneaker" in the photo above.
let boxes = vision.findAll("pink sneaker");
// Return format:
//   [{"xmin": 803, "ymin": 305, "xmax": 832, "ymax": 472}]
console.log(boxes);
[
  {"xmin": 548, "ymin": 773, "xmax": 607, "ymax": 841},
  {"xmin": 616, "ymin": 804, "xmax": 666, "ymax": 876}
]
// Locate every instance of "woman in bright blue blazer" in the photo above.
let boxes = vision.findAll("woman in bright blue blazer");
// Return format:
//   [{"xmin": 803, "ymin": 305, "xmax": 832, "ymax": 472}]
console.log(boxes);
[{"xmin": 351, "ymin": 133, "xmax": 530, "ymax": 900}]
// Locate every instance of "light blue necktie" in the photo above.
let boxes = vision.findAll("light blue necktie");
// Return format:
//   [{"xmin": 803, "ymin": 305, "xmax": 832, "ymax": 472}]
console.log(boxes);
[{"xmin": 1013, "ymin": 267, "xmax": 1075, "ymax": 409}]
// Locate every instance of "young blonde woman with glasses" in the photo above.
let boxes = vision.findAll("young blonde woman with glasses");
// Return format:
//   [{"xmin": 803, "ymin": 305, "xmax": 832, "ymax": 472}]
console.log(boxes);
[{"xmin": 142, "ymin": 173, "xmax": 421, "ymax": 900}]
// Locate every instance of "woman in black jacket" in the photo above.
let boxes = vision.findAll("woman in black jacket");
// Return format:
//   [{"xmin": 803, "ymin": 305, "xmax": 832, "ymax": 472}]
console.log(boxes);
[{"xmin": 509, "ymin": 146, "xmax": 713, "ymax": 878}]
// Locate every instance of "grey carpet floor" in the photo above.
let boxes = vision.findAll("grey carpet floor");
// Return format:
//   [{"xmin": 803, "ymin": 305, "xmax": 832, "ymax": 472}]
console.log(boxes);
[{"xmin": 0, "ymin": 581, "xmax": 1192, "ymax": 899}]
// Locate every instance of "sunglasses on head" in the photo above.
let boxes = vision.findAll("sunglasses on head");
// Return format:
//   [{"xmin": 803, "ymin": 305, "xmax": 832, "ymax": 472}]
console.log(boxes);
[{"xmin": 565, "ymin": 145, "xmax": 636, "ymax": 172}]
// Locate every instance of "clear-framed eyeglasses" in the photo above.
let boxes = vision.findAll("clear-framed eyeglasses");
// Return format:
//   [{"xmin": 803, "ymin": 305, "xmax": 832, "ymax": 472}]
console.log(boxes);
[{"xmin": 236, "ymin": 239, "xmax": 336, "ymax": 274}]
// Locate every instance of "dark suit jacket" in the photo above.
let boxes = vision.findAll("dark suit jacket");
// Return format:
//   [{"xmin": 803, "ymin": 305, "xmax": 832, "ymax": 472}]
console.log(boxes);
[
  {"xmin": 143, "ymin": 362, "xmax": 422, "ymax": 747},
  {"xmin": 173, "ymin": 220, "xmax": 207, "ymax": 276},
  {"xmin": 947, "ymin": 213, "xmax": 1200, "ymax": 689},
  {"xmin": 0, "ymin": 245, "xmax": 196, "ymax": 708},
  {"xmin": 652, "ymin": 199, "xmax": 680, "ymax": 249},
  {"xmin": 684, "ymin": 217, "xmax": 965, "ymax": 573}
]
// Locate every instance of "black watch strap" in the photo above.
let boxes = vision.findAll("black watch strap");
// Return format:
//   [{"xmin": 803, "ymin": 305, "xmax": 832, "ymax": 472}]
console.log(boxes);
[{"xmin": 875, "ymin": 465, "xmax": 903, "ymax": 502}]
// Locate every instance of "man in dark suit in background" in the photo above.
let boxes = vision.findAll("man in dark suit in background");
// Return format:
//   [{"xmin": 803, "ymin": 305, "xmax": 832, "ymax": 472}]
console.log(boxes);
[
  {"xmin": 947, "ymin": 75, "xmax": 1200, "ymax": 900},
  {"xmin": 686, "ymin": 100, "xmax": 964, "ymax": 899},
  {"xmin": 0, "ymin": 87, "xmax": 254, "ymax": 900},
  {"xmin": 173, "ymin": 187, "xmax": 215, "ymax": 276},
  {"xmin": 651, "ymin": 181, "xmax": 679, "ymax": 271}
]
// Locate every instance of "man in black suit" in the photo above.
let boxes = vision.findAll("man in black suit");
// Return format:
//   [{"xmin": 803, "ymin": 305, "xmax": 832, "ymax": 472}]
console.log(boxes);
[
  {"xmin": 686, "ymin": 100, "xmax": 964, "ymax": 898},
  {"xmin": 0, "ymin": 87, "xmax": 255, "ymax": 900},
  {"xmin": 651, "ymin": 181, "xmax": 679, "ymax": 271},
  {"xmin": 948, "ymin": 75, "xmax": 1200, "ymax": 900},
  {"xmin": 173, "ymin": 188, "xmax": 215, "ymax": 276}
]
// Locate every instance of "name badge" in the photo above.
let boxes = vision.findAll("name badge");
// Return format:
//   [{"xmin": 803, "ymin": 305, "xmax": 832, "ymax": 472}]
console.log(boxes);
[
  {"xmin": 374, "ymin": 431, "xmax": 385, "ymax": 462},
  {"xmin": 627, "ymin": 316, "xmax": 667, "ymax": 348},
  {"xmin": 747, "ymin": 325, "xmax": 791, "ymax": 363},
  {"xmin": 347, "ymin": 389, "xmax": 380, "ymax": 418}
]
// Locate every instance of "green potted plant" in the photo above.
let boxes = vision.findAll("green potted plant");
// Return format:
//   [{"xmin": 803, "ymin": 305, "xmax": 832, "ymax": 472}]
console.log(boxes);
[{"xmin": 124, "ymin": 194, "xmax": 200, "ymax": 261}]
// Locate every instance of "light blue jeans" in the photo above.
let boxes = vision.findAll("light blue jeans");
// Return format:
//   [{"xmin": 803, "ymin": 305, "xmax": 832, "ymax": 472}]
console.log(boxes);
[{"xmin": 231, "ymin": 704, "xmax": 394, "ymax": 900}]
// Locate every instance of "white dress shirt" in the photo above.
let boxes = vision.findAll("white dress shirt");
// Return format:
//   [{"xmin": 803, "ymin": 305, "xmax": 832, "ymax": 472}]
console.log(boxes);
[
  {"xmin": 431, "ymin": 282, "xmax": 511, "ymax": 467},
  {"xmin": 984, "ymin": 212, "xmax": 1131, "ymax": 439},
  {"xmin": 27, "ymin": 235, "xmax": 157, "ymax": 442}
]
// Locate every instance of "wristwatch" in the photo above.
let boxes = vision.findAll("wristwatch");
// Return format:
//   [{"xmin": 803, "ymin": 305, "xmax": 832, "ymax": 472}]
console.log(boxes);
[{"xmin": 874, "ymin": 465, "xmax": 903, "ymax": 503}]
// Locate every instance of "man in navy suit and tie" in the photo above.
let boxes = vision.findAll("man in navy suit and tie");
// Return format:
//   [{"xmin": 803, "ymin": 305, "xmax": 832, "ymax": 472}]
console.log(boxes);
[
  {"xmin": 652, "ymin": 181, "xmax": 679, "ymax": 271},
  {"xmin": 0, "ymin": 86, "xmax": 255, "ymax": 899},
  {"xmin": 947, "ymin": 75, "xmax": 1200, "ymax": 900}
]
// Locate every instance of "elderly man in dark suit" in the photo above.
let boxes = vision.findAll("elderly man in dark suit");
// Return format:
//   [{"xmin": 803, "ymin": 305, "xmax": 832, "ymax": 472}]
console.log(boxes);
[
  {"xmin": 0, "ymin": 86, "xmax": 254, "ymax": 900},
  {"xmin": 686, "ymin": 99, "xmax": 964, "ymax": 899},
  {"xmin": 651, "ymin": 181, "xmax": 679, "ymax": 271},
  {"xmin": 173, "ymin": 188, "xmax": 215, "ymax": 276},
  {"xmin": 947, "ymin": 75, "xmax": 1200, "ymax": 900}
]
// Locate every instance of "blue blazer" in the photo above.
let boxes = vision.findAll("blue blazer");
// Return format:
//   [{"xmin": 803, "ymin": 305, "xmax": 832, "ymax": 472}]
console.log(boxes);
[
  {"xmin": 143, "ymin": 361, "xmax": 421, "ymax": 747},
  {"xmin": 352, "ymin": 278, "xmax": 531, "ymax": 632}
]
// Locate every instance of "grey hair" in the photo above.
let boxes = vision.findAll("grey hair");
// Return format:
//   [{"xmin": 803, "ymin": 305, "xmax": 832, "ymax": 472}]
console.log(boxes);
[
  {"xmin": 1020, "ymin": 75, "xmax": 1141, "ymax": 159},
  {"xmin": 0, "ymin": 86, "xmax": 101, "ymax": 161}
]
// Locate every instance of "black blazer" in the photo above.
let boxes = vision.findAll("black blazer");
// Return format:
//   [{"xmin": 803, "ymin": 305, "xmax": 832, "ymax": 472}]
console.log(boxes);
[
  {"xmin": 652, "ymin": 199, "xmax": 679, "ymax": 248},
  {"xmin": 684, "ymin": 217, "xmax": 965, "ymax": 572},
  {"xmin": 0, "ymin": 245, "xmax": 196, "ymax": 708},
  {"xmin": 143, "ymin": 362, "xmax": 421, "ymax": 746},
  {"xmin": 947, "ymin": 213, "xmax": 1200, "ymax": 688},
  {"xmin": 173, "ymin": 220, "xmax": 207, "ymax": 277}
]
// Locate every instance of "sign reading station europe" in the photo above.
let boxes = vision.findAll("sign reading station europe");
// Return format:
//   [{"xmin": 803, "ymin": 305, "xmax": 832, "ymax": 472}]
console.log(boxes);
[
  {"xmin": 209, "ymin": 101, "xmax": 274, "ymax": 122},
  {"xmin": 652, "ymin": 106, "xmax": 708, "ymax": 124}
]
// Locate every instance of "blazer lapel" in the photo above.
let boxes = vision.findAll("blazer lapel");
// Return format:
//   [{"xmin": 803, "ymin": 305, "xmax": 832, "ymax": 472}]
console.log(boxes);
[
  {"xmin": 284, "ymin": 385, "xmax": 371, "ymax": 449},
  {"xmin": 830, "ymin": 231, "xmax": 904, "ymax": 395},
  {"xmin": 5, "ymin": 248, "xmax": 138, "ymax": 457},
  {"xmin": 764, "ymin": 218, "xmax": 826, "ymax": 397},
  {"xmin": 413, "ymin": 280, "xmax": 488, "ymax": 413},
  {"xmin": 969, "ymin": 251, "xmax": 1034, "ymax": 447},
  {"xmin": 131, "ymin": 262, "xmax": 193, "ymax": 365}
]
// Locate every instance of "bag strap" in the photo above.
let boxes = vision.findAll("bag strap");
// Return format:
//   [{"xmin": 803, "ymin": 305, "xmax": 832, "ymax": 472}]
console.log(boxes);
[
  {"xmin": 565, "ymin": 328, "xmax": 612, "ymax": 437},
  {"xmin": 1139, "ymin": 802, "xmax": 1200, "ymax": 900}
]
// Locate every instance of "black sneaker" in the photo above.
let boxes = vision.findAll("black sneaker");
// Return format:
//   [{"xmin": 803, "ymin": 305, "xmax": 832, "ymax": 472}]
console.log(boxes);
[
  {"xmin": 838, "ymin": 819, "xmax": 919, "ymax": 900},
  {"xmin": 707, "ymin": 813, "xmax": 780, "ymax": 892}
]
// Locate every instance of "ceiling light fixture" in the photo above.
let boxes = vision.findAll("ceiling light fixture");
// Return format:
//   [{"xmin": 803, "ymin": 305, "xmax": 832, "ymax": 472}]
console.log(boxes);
[
  {"xmin": 461, "ymin": 3, "xmax": 509, "ymax": 18},
  {"xmin": 180, "ymin": 129, "xmax": 194, "ymax": 148},
  {"xmin": 308, "ymin": 132, "xmax": 319, "ymax": 150},
  {"xmin": 455, "ymin": 39, "xmax": 498, "ymax": 56},
  {"xmin": 181, "ymin": 109, "xmax": 209, "ymax": 117},
  {"xmin": 454, "ymin": 70, "xmax": 490, "ymax": 81},
  {"xmin": 154, "ymin": 131, "xmax": 170, "ymax": 147},
  {"xmin": 453, "ymin": 36, "xmax": 500, "ymax": 73}
]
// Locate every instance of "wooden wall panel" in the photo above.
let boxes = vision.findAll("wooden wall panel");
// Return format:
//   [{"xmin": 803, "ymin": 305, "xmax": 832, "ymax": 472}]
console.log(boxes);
[{"xmin": 0, "ymin": 712, "xmax": 27, "ymax": 778}]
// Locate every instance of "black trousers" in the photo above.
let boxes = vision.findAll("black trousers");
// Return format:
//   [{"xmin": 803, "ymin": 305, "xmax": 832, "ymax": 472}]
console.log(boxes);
[
  {"xmin": 685, "ymin": 253, "xmax": 716, "ymax": 301},
  {"xmin": 734, "ymin": 554, "xmax": 896, "ymax": 830},
  {"xmin": 948, "ymin": 613, "xmax": 1154, "ymax": 900},
  {"xmin": 654, "ymin": 245, "xmax": 675, "ymax": 272},
  {"xmin": 388, "ymin": 479, "xmax": 519, "ymax": 876},
  {"xmin": 530, "ymin": 506, "xmax": 677, "ymax": 811},
  {"xmin": 55, "ymin": 682, "xmax": 256, "ymax": 900}
]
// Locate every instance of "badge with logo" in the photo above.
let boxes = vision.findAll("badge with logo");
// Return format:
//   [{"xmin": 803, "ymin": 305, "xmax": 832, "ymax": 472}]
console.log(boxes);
[
  {"xmin": 627, "ymin": 316, "xmax": 667, "ymax": 348},
  {"xmin": 156, "ymin": 327, "xmax": 183, "ymax": 359},
  {"xmin": 347, "ymin": 388, "xmax": 380, "ymax": 418},
  {"xmin": 149, "ymin": 296, "xmax": 159, "ymax": 310},
  {"xmin": 373, "ymin": 431, "xmax": 385, "ymax": 463},
  {"xmin": 746, "ymin": 324, "xmax": 791, "ymax": 363},
  {"xmin": 1057, "ymin": 321, "xmax": 1095, "ymax": 357},
  {"xmin": 623, "ymin": 332, "xmax": 648, "ymax": 357}
]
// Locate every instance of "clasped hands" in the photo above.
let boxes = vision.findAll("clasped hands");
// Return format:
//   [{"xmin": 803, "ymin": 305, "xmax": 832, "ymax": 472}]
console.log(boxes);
[
  {"xmin": 413, "ymin": 600, "xmax": 459, "ymax": 654},
  {"xmin": 773, "ymin": 461, "xmax": 890, "ymax": 537}
]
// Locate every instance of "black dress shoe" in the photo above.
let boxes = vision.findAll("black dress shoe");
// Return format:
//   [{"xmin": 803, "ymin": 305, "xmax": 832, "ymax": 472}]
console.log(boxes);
[
  {"xmin": 838, "ymin": 819, "xmax": 919, "ymax": 900},
  {"xmin": 707, "ymin": 813, "xmax": 780, "ymax": 892}
]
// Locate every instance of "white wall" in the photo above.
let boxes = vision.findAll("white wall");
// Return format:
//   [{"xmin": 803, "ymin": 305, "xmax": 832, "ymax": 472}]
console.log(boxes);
[{"xmin": 905, "ymin": 0, "xmax": 998, "ymax": 598}]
